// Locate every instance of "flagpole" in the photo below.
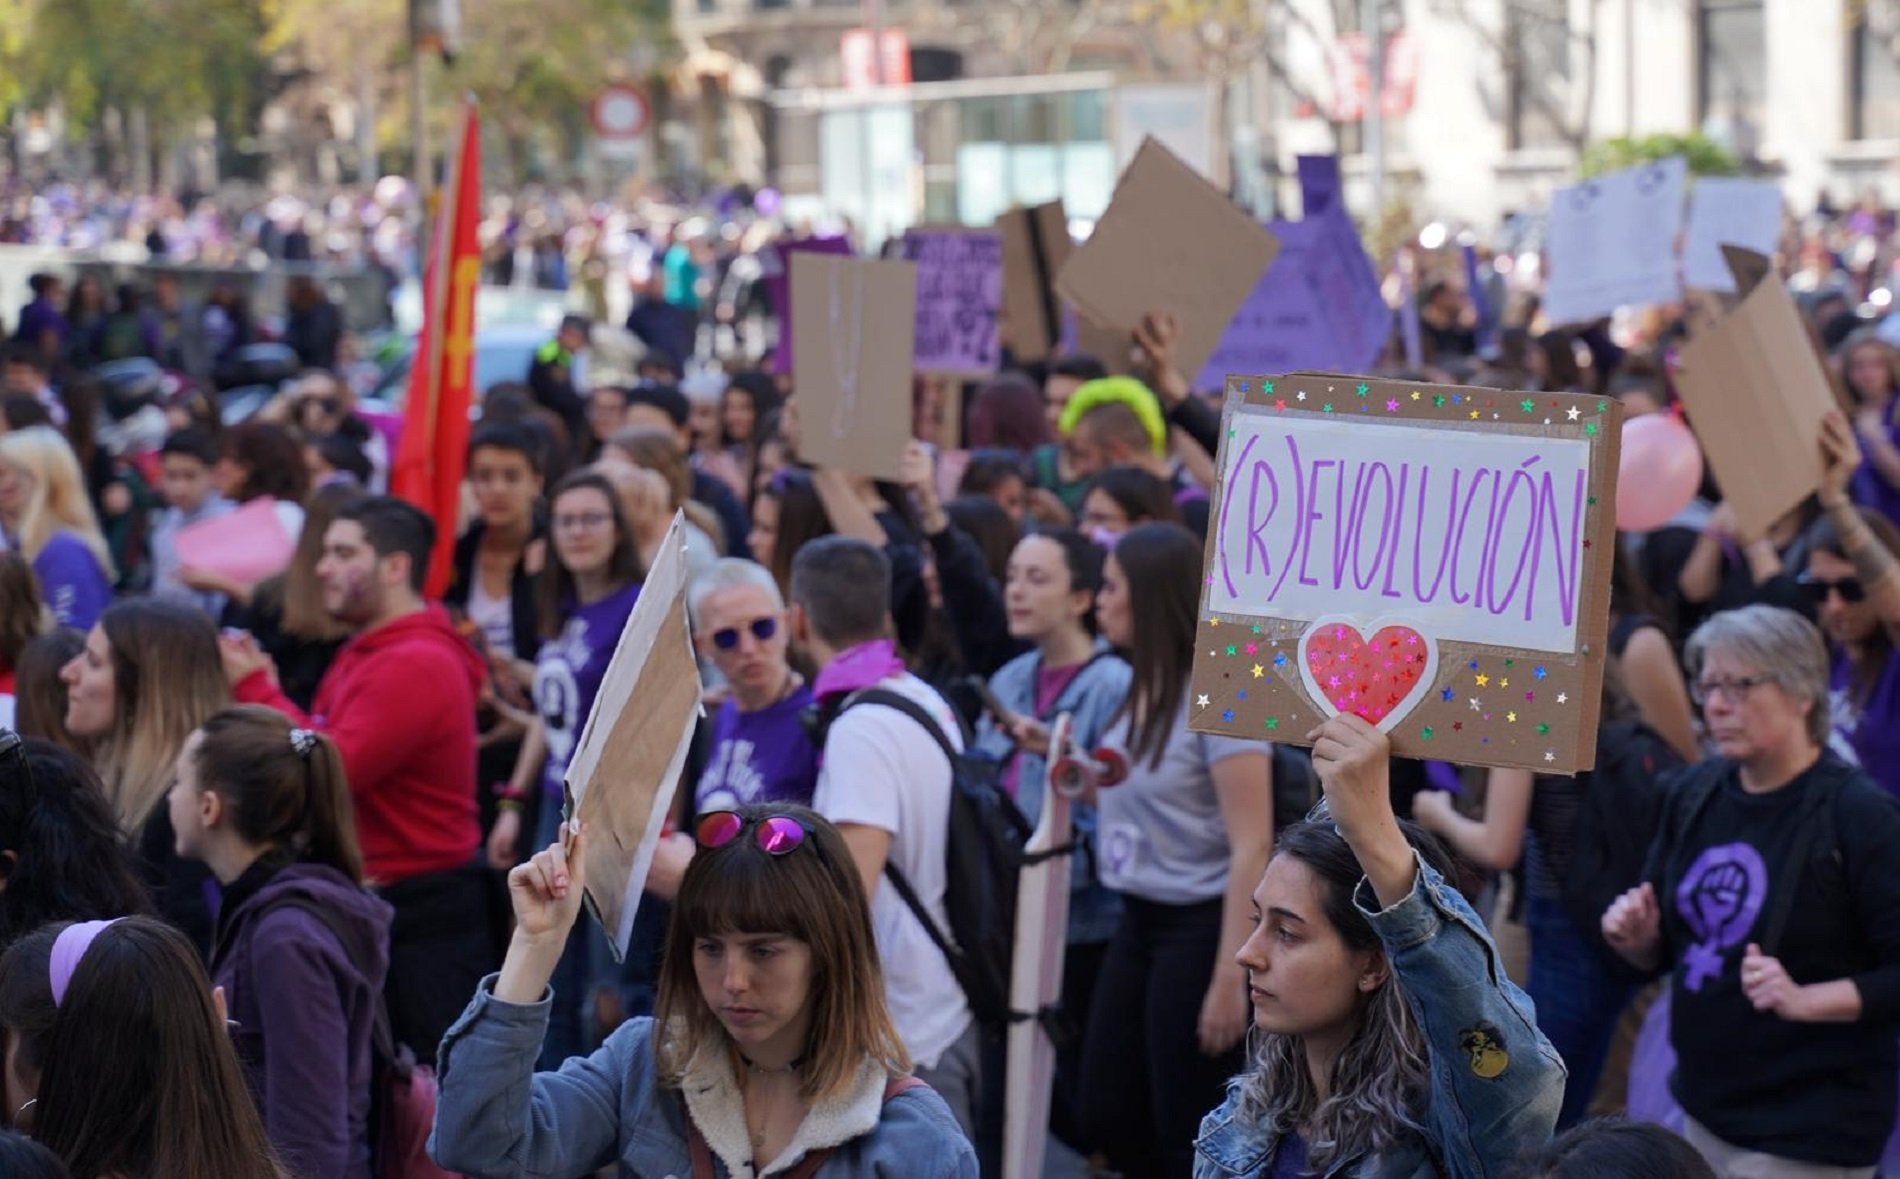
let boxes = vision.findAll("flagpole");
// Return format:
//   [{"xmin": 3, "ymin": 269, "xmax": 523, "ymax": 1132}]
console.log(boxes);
[{"xmin": 418, "ymin": 99, "xmax": 468, "ymax": 476}]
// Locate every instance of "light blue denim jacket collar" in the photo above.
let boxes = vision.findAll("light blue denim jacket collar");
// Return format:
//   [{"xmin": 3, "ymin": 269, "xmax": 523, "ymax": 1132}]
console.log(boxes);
[{"xmin": 1193, "ymin": 853, "xmax": 1564, "ymax": 1179}]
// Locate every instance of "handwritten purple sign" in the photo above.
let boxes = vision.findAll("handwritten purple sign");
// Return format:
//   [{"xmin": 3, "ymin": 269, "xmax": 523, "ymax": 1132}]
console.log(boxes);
[
  {"xmin": 1196, "ymin": 210, "xmax": 1391, "ymax": 391},
  {"xmin": 902, "ymin": 230, "xmax": 1003, "ymax": 375},
  {"xmin": 1207, "ymin": 410, "xmax": 1591, "ymax": 652}
]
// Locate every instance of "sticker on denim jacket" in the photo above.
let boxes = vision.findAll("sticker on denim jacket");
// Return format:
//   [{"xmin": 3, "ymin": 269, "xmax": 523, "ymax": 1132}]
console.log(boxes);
[{"xmin": 1459, "ymin": 1022, "xmax": 1510, "ymax": 1079}]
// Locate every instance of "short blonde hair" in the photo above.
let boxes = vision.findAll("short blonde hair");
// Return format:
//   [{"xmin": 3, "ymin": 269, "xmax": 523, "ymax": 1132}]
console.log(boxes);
[
  {"xmin": 1685, "ymin": 604, "xmax": 1832, "ymax": 748},
  {"xmin": 0, "ymin": 426, "xmax": 113, "ymax": 578}
]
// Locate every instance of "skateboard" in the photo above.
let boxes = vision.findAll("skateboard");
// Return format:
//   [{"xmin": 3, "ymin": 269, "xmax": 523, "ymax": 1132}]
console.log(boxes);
[{"xmin": 1002, "ymin": 714, "xmax": 1126, "ymax": 1179}]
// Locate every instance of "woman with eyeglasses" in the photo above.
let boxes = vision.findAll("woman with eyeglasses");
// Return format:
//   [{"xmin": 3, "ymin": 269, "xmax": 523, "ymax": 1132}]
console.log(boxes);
[
  {"xmin": 492, "ymin": 469, "xmax": 645, "ymax": 1066},
  {"xmin": 1802, "ymin": 411, "xmax": 1900, "ymax": 800},
  {"xmin": 431, "ymin": 805, "xmax": 978, "ymax": 1178},
  {"xmin": 1601, "ymin": 602, "xmax": 1900, "ymax": 1176}
]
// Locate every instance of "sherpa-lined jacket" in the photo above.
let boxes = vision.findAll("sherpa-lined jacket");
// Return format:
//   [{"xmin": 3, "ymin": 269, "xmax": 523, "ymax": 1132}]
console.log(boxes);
[{"xmin": 429, "ymin": 976, "xmax": 978, "ymax": 1178}]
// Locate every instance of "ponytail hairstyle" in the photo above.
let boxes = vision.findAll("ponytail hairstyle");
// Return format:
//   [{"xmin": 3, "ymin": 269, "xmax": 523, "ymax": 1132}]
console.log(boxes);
[{"xmin": 191, "ymin": 705, "xmax": 364, "ymax": 885}]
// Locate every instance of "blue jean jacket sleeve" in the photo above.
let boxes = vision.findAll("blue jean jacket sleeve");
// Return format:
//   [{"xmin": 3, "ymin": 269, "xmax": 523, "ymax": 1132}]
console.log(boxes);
[
  {"xmin": 1355, "ymin": 856, "xmax": 1565, "ymax": 1179},
  {"xmin": 429, "ymin": 975, "xmax": 645, "ymax": 1178}
]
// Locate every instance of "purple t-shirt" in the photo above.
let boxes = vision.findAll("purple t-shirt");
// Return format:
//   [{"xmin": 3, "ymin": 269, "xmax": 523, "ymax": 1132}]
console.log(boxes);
[
  {"xmin": 1002, "ymin": 661, "xmax": 1086, "ymax": 798},
  {"xmin": 32, "ymin": 531, "xmax": 110, "ymax": 630},
  {"xmin": 533, "ymin": 582, "xmax": 641, "ymax": 798},
  {"xmin": 1829, "ymin": 650, "xmax": 1900, "ymax": 800},
  {"xmin": 1852, "ymin": 419, "xmax": 1900, "ymax": 528},
  {"xmin": 694, "ymin": 683, "xmax": 819, "ymax": 813}
]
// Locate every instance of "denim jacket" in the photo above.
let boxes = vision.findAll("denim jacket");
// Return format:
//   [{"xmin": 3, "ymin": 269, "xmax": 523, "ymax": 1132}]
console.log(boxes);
[
  {"xmin": 1193, "ymin": 856, "xmax": 1564, "ymax": 1179},
  {"xmin": 429, "ymin": 976, "xmax": 977, "ymax": 1178},
  {"xmin": 972, "ymin": 641, "xmax": 1132, "ymax": 944}
]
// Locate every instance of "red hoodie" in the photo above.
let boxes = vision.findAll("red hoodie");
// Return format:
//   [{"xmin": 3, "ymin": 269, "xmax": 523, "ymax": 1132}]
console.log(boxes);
[{"xmin": 236, "ymin": 605, "xmax": 483, "ymax": 884}]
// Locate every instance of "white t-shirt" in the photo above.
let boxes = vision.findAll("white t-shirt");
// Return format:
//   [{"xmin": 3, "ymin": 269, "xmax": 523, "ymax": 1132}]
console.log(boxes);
[{"xmin": 811, "ymin": 672, "xmax": 971, "ymax": 1069}]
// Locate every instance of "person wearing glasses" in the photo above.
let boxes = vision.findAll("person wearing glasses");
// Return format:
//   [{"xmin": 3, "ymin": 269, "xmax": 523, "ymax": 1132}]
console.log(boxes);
[
  {"xmin": 1601, "ymin": 603, "xmax": 1900, "ymax": 1177},
  {"xmin": 688, "ymin": 559, "xmax": 815, "ymax": 817},
  {"xmin": 493, "ymin": 469, "xmax": 646, "ymax": 1067},
  {"xmin": 430, "ymin": 805, "xmax": 978, "ymax": 1178},
  {"xmin": 1804, "ymin": 411, "xmax": 1900, "ymax": 800}
]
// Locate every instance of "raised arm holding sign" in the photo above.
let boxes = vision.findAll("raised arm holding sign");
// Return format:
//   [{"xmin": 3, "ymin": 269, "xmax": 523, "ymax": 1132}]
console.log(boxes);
[{"xmin": 562, "ymin": 512, "xmax": 704, "ymax": 961}]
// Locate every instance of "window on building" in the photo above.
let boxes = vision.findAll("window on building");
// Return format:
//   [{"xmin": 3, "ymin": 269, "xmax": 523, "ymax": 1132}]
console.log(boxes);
[
  {"xmin": 1506, "ymin": 0, "xmax": 1571, "ymax": 150},
  {"xmin": 1697, "ymin": 0, "xmax": 1765, "ymax": 157},
  {"xmin": 753, "ymin": 0, "xmax": 788, "ymax": 11},
  {"xmin": 1852, "ymin": 14, "xmax": 1900, "ymax": 140}
]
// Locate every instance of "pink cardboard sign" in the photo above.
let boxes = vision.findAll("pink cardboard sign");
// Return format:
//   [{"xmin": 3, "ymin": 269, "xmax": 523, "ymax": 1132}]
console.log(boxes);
[{"xmin": 174, "ymin": 497, "xmax": 296, "ymax": 587}]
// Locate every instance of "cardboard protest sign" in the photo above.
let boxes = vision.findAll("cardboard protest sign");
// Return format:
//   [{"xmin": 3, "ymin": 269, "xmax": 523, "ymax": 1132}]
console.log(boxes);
[
  {"xmin": 1674, "ymin": 246, "xmax": 1837, "ymax": 539},
  {"xmin": 174, "ymin": 497, "xmax": 295, "ymax": 586},
  {"xmin": 790, "ymin": 252, "xmax": 917, "ymax": 480},
  {"xmin": 902, "ymin": 228, "xmax": 1003, "ymax": 376},
  {"xmin": 767, "ymin": 236, "xmax": 855, "ymax": 375},
  {"xmin": 564, "ymin": 513, "xmax": 703, "ymax": 961},
  {"xmin": 1189, "ymin": 373, "xmax": 1623, "ymax": 773},
  {"xmin": 1195, "ymin": 210, "xmax": 1390, "ymax": 390},
  {"xmin": 1542, "ymin": 157, "xmax": 1686, "ymax": 326},
  {"xmin": 1055, "ymin": 136, "xmax": 1281, "ymax": 382},
  {"xmin": 997, "ymin": 201, "xmax": 1069, "ymax": 362},
  {"xmin": 1683, "ymin": 179, "xmax": 1783, "ymax": 293}
]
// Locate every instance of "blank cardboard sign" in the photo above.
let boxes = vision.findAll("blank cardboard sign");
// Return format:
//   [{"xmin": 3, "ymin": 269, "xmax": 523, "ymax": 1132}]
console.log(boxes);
[
  {"xmin": 791, "ymin": 252, "xmax": 918, "ymax": 481},
  {"xmin": 564, "ymin": 514, "xmax": 703, "ymax": 961},
  {"xmin": 1188, "ymin": 373, "xmax": 1623, "ymax": 774},
  {"xmin": 997, "ymin": 201, "xmax": 1069, "ymax": 363},
  {"xmin": 1055, "ymin": 137, "xmax": 1280, "ymax": 382},
  {"xmin": 1674, "ymin": 247, "xmax": 1837, "ymax": 540}
]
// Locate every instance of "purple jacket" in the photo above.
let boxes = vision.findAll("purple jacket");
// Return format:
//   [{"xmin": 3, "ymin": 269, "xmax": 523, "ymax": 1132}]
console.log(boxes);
[{"xmin": 211, "ymin": 862, "xmax": 392, "ymax": 1179}]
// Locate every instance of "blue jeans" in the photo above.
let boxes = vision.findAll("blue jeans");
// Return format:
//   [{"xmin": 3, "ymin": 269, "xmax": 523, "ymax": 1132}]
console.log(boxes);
[{"xmin": 1525, "ymin": 892, "xmax": 1635, "ymax": 1129}]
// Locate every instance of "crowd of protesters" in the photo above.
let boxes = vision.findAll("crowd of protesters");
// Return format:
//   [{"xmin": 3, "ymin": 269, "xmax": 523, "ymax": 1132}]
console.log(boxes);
[{"xmin": 2, "ymin": 180, "xmax": 1900, "ymax": 1179}]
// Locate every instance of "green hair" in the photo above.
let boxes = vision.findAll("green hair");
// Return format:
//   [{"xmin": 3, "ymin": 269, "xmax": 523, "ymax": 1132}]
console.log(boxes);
[{"xmin": 1058, "ymin": 377, "xmax": 1168, "ymax": 456}]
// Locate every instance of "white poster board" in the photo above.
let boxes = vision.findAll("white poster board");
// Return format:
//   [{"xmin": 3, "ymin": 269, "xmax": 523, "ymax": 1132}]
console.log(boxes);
[
  {"xmin": 1204, "ymin": 410, "xmax": 1593, "ymax": 655},
  {"xmin": 1683, "ymin": 178, "xmax": 1783, "ymax": 293},
  {"xmin": 1542, "ymin": 157, "xmax": 1687, "ymax": 325}
]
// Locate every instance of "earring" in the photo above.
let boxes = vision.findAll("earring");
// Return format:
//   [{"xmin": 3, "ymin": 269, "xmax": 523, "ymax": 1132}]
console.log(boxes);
[{"xmin": 11, "ymin": 1096, "xmax": 35, "ymax": 1128}]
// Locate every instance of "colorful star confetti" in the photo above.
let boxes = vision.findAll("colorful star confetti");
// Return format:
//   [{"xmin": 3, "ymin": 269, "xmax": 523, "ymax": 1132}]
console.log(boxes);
[
  {"xmin": 1475, "ymin": 674, "xmax": 1490, "ymax": 687},
  {"xmin": 1252, "ymin": 664, "xmax": 1265, "ymax": 679},
  {"xmin": 1506, "ymin": 711, "xmax": 1518, "ymax": 723},
  {"xmin": 1520, "ymin": 398, "xmax": 1535, "ymax": 413},
  {"xmin": 1356, "ymin": 383, "xmax": 1369, "ymax": 397},
  {"xmin": 1196, "ymin": 695, "xmax": 1210, "ymax": 708}
]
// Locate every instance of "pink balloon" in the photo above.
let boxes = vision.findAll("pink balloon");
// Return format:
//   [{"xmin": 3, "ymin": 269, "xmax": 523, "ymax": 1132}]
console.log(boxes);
[{"xmin": 1617, "ymin": 413, "xmax": 1704, "ymax": 532}]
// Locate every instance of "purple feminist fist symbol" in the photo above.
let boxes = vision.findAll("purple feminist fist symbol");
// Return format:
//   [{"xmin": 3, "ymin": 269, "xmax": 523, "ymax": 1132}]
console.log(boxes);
[{"xmin": 1674, "ymin": 842, "xmax": 1767, "ymax": 993}]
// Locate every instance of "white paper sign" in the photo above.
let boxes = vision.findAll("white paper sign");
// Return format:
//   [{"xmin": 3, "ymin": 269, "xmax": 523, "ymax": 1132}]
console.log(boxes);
[
  {"xmin": 1205, "ymin": 409, "xmax": 1592, "ymax": 654},
  {"xmin": 1683, "ymin": 179, "xmax": 1783, "ymax": 293},
  {"xmin": 1542, "ymin": 157, "xmax": 1687, "ymax": 326}
]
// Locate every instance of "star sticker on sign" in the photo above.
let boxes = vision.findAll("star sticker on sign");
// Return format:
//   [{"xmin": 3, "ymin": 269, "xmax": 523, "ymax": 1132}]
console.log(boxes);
[{"xmin": 1196, "ymin": 695, "xmax": 1210, "ymax": 708}]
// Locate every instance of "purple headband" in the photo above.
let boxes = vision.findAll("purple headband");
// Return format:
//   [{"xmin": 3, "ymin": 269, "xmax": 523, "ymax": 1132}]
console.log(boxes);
[{"xmin": 49, "ymin": 919, "xmax": 120, "ymax": 1008}]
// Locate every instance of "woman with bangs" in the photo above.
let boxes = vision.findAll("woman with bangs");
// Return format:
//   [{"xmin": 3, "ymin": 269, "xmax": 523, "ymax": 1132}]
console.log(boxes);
[{"xmin": 431, "ymin": 803, "xmax": 977, "ymax": 1178}]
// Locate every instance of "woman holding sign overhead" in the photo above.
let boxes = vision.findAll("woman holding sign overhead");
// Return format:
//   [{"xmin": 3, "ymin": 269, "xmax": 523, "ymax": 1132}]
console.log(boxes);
[
  {"xmin": 430, "ymin": 805, "xmax": 977, "ymax": 1178},
  {"xmin": 1078, "ymin": 522, "xmax": 1273, "ymax": 1179},
  {"xmin": 1193, "ymin": 715, "xmax": 1563, "ymax": 1178},
  {"xmin": 491, "ymin": 469, "xmax": 645, "ymax": 1068}
]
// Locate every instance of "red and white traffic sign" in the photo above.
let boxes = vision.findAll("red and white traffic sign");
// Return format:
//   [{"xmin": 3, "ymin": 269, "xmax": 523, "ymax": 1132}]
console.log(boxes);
[{"xmin": 591, "ymin": 84, "xmax": 651, "ymax": 141}]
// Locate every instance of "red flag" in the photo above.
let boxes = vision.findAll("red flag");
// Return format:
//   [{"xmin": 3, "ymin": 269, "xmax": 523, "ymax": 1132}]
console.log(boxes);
[{"xmin": 392, "ymin": 99, "xmax": 481, "ymax": 599}]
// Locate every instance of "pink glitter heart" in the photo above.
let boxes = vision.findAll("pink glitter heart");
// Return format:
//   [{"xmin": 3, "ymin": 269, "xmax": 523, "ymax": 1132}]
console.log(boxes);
[{"xmin": 1299, "ymin": 622, "xmax": 1435, "ymax": 728}]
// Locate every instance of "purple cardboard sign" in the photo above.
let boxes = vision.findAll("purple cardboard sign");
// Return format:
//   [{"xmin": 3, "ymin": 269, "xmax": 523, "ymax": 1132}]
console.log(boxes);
[
  {"xmin": 1297, "ymin": 155, "xmax": 1342, "ymax": 218},
  {"xmin": 767, "ymin": 236, "xmax": 855, "ymax": 374},
  {"xmin": 902, "ymin": 229, "xmax": 1003, "ymax": 376},
  {"xmin": 1195, "ymin": 210, "xmax": 1391, "ymax": 391}
]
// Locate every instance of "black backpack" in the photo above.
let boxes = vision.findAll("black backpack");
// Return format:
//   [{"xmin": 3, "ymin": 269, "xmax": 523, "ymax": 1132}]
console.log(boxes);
[
  {"xmin": 838, "ymin": 687, "xmax": 1068, "ymax": 1028},
  {"xmin": 1561, "ymin": 719, "xmax": 1688, "ymax": 975}
]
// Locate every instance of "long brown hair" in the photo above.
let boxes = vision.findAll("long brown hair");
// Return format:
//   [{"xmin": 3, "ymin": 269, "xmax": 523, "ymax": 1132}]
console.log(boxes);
[
  {"xmin": 607, "ymin": 424, "xmax": 727, "ymax": 550},
  {"xmin": 0, "ymin": 916, "xmax": 282, "ymax": 1179},
  {"xmin": 269, "ymin": 480, "xmax": 361, "ymax": 640},
  {"xmin": 655, "ymin": 804, "xmax": 910, "ymax": 1101},
  {"xmin": 538, "ymin": 470, "xmax": 645, "ymax": 639},
  {"xmin": 191, "ymin": 706, "xmax": 365, "ymax": 884},
  {"xmin": 1110, "ymin": 523, "xmax": 1203, "ymax": 769},
  {"xmin": 95, "ymin": 600, "xmax": 232, "ymax": 831},
  {"xmin": 13, "ymin": 629, "xmax": 85, "ymax": 753},
  {"xmin": 0, "ymin": 551, "xmax": 48, "ymax": 673}
]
